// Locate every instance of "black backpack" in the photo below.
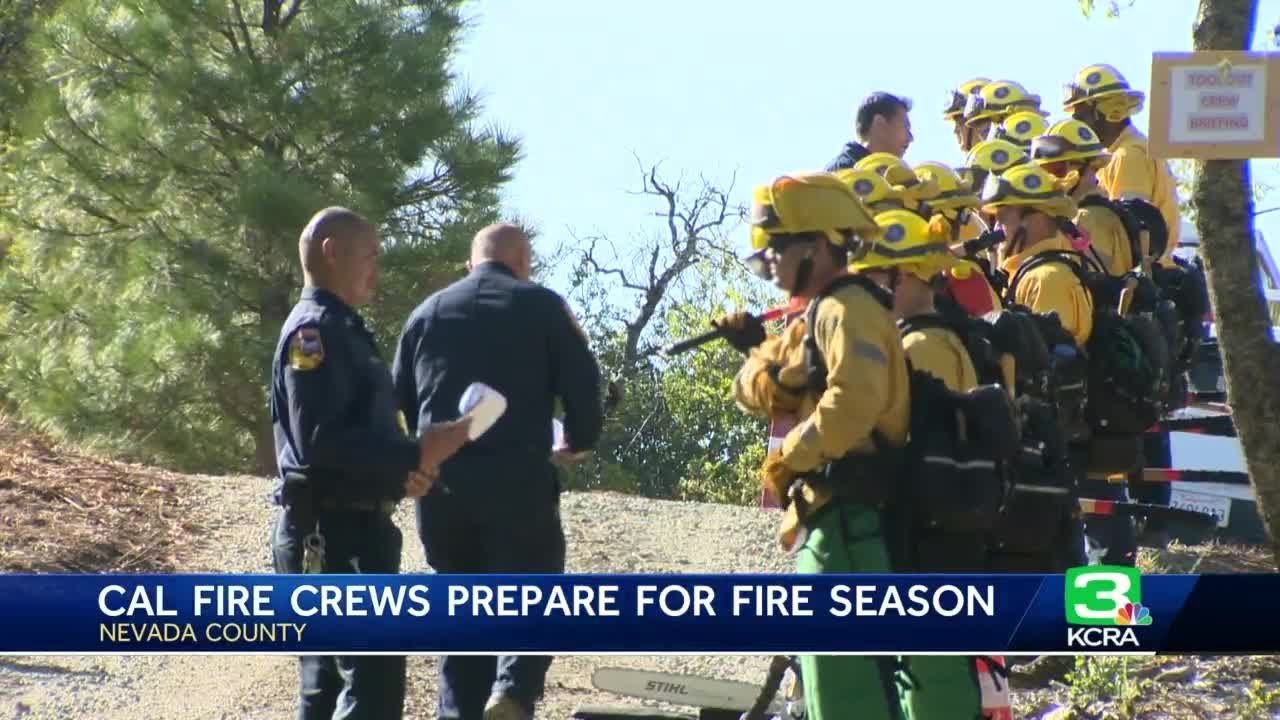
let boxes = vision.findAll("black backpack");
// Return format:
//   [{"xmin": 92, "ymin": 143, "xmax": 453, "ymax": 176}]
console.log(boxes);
[
  {"xmin": 802, "ymin": 277, "xmax": 1018, "ymax": 535},
  {"xmin": 1153, "ymin": 254, "xmax": 1210, "ymax": 373},
  {"xmin": 899, "ymin": 308, "xmax": 1003, "ymax": 388},
  {"xmin": 900, "ymin": 309, "xmax": 1077, "ymax": 555},
  {"xmin": 1077, "ymin": 195, "xmax": 1170, "ymax": 270},
  {"xmin": 1007, "ymin": 250, "xmax": 1170, "ymax": 465}
]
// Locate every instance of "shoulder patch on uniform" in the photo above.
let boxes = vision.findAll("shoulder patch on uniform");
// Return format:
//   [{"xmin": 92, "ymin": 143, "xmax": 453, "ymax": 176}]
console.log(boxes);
[
  {"xmin": 288, "ymin": 327, "xmax": 325, "ymax": 371},
  {"xmin": 851, "ymin": 339, "xmax": 888, "ymax": 365}
]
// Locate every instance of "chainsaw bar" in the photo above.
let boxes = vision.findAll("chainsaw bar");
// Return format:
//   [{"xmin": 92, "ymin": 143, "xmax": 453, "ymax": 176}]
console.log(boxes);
[{"xmin": 591, "ymin": 667, "xmax": 782, "ymax": 714}]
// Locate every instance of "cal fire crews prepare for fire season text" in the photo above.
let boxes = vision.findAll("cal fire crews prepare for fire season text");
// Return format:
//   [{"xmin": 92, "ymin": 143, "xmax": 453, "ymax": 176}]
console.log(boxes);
[{"xmin": 269, "ymin": 62, "xmax": 1201, "ymax": 719}]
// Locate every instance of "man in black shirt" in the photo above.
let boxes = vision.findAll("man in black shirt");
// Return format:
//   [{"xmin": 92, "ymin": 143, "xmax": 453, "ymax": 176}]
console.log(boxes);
[
  {"xmin": 825, "ymin": 91, "xmax": 915, "ymax": 170},
  {"xmin": 393, "ymin": 223, "xmax": 604, "ymax": 720},
  {"xmin": 270, "ymin": 206, "xmax": 472, "ymax": 720}
]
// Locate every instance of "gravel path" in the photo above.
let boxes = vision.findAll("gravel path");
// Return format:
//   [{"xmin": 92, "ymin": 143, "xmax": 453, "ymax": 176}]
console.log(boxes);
[{"xmin": 0, "ymin": 475, "xmax": 792, "ymax": 719}]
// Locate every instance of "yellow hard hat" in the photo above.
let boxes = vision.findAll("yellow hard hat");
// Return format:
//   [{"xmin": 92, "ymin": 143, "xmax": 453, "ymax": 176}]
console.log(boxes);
[
  {"xmin": 747, "ymin": 172, "xmax": 880, "ymax": 254},
  {"xmin": 834, "ymin": 168, "xmax": 908, "ymax": 213},
  {"xmin": 943, "ymin": 77, "xmax": 991, "ymax": 120},
  {"xmin": 854, "ymin": 152, "xmax": 919, "ymax": 188},
  {"xmin": 964, "ymin": 80, "xmax": 1047, "ymax": 127},
  {"xmin": 913, "ymin": 161, "xmax": 979, "ymax": 212},
  {"xmin": 850, "ymin": 209, "xmax": 956, "ymax": 280},
  {"xmin": 959, "ymin": 138, "xmax": 1029, "ymax": 194},
  {"xmin": 987, "ymin": 111, "xmax": 1050, "ymax": 149},
  {"xmin": 1030, "ymin": 119, "xmax": 1112, "ymax": 168},
  {"xmin": 1063, "ymin": 64, "xmax": 1145, "ymax": 122},
  {"xmin": 979, "ymin": 164, "xmax": 1076, "ymax": 219}
]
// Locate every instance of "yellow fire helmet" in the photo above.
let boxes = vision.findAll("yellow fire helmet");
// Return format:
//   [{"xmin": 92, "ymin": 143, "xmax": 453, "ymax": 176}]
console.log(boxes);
[
  {"xmin": 987, "ymin": 111, "xmax": 1050, "ymax": 149},
  {"xmin": 959, "ymin": 138, "xmax": 1030, "ymax": 194},
  {"xmin": 834, "ymin": 168, "xmax": 909, "ymax": 213},
  {"xmin": 1063, "ymin": 64, "xmax": 1145, "ymax": 122},
  {"xmin": 747, "ymin": 172, "xmax": 879, "ymax": 257},
  {"xmin": 850, "ymin": 209, "xmax": 956, "ymax": 281},
  {"xmin": 1030, "ymin": 119, "xmax": 1112, "ymax": 169},
  {"xmin": 963, "ymin": 80, "xmax": 1047, "ymax": 127},
  {"xmin": 913, "ymin": 161, "xmax": 980, "ymax": 213},
  {"xmin": 943, "ymin": 77, "xmax": 992, "ymax": 120},
  {"xmin": 979, "ymin": 164, "xmax": 1077, "ymax": 219},
  {"xmin": 853, "ymin": 152, "xmax": 920, "ymax": 188}
]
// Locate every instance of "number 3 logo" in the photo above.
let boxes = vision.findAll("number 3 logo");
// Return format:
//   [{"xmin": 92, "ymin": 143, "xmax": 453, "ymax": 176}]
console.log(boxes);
[{"xmin": 1065, "ymin": 566, "xmax": 1142, "ymax": 625}]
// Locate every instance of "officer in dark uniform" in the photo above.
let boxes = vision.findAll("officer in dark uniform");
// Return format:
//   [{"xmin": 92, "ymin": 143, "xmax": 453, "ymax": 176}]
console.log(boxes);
[
  {"xmin": 271, "ymin": 206, "xmax": 472, "ymax": 720},
  {"xmin": 392, "ymin": 223, "xmax": 604, "ymax": 720}
]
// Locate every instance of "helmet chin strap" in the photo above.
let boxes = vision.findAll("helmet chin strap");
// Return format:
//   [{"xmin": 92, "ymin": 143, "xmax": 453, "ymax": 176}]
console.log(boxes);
[{"xmin": 792, "ymin": 248, "xmax": 816, "ymax": 296}]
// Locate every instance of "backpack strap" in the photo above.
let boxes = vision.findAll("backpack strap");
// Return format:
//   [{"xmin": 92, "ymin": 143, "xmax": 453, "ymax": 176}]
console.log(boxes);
[
  {"xmin": 803, "ymin": 274, "xmax": 893, "ymax": 393},
  {"xmin": 1006, "ymin": 249, "xmax": 1100, "ymax": 307},
  {"xmin": 1079, "ymin": 194, "xmax": 1143, "ymax": 272}
]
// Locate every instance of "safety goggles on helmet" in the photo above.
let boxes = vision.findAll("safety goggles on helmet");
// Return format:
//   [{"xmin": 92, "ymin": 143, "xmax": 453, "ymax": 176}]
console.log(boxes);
[
  {"xmin": 979, "ymin": 166, "xmax": 1075, "ymax": 218},
  {"xmin": 1029, "ymin": 134, "xmax": 1106, "ymax": 164},
  {"xmin": 1062, "ymin": 78, "xmax": 1133, "ymax": 107}
]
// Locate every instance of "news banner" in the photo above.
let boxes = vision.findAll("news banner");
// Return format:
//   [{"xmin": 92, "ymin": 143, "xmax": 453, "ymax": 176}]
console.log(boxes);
[{"xmin": 1, "ymin": 569, "xmax": 1277, "ymax": 655}]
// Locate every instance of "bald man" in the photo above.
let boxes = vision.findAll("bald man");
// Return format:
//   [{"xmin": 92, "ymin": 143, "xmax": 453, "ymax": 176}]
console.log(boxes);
[
  {"xmin": 271, "ymin": 206, "xmax": 472, "ymax": 720},
  {"xmin": 393, "ymin": 223, "xmax": 604, "ymax": 720}
]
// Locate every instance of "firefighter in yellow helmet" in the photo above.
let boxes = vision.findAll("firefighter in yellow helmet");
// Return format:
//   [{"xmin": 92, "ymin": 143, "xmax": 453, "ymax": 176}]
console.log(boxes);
[
  {"xmin": 987, "ymin": 110, "xmax": 1050, "ymax": 150},
  {"xmin": 943, "ymin": 77, "xmax": 992, "ymax": 153},
  {"xmin": 958, "ymin": 138, "xmax": 1030, "ymax": 270},
  {"xmin": 1031, "ymin": 119, "xmax": 1135, "ymax": 276},
  {"xmin": 850, "ymin": 209, "xmax": 986, "ymax": 720},
  {"xmin": 1064, "ymin": 63, "xmax": 1180, "ymax": 264},
  {"xmin": 855, "ymin": 152, "xmax": 923, "ymax": 188},
  {"xmin": 719, "ymin": 173, "xmax": 912, "ymax": 720},
  {"xmin": 834, "ymin": 166, "xmax": 930, "ymax": 215},
  {"xmin": 980, "ymin": 164, "xmax": 1094, "ymax": 347},
  {"xmin": 913, "ymin": 162, "xmax": 1005, "ymax": 316},
  {"xmin": 961, "ymin": 80, "xmax": 1047, "ymax": 150}
]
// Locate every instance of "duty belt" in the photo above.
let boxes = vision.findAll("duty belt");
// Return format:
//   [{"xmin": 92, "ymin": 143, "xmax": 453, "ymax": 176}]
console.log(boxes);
[{"xmin": 316, "ymin": 497, "xmax": 397, "ymax": 515}]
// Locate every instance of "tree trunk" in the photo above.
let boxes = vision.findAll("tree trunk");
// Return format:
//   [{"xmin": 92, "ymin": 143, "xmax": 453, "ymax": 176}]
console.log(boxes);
[{"xmin": 1192, "ymin": 0, "xmax": 1280, "ymax": 568}]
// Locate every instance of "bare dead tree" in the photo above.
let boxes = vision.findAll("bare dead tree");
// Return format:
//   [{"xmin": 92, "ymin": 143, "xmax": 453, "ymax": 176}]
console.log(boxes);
[{"xmin": 568, "ymin": 156, "xmax": 746, "ymax": 377}]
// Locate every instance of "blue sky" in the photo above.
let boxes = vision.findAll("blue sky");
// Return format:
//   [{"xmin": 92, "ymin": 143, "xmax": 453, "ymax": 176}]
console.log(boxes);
[{"xmin": 452, "ymin": 0, "xmax": 1280, "ymax": 303}]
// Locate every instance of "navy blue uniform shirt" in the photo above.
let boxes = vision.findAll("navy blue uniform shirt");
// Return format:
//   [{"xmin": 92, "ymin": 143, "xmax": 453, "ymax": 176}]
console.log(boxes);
[
  {"xmin": 270, "ymin": 287, "xmax": 418, "ymax": 504},
  {"xmin": 825, "ymin": 141, "xmax": 871, "ymax": 171},
  {"xmin": 392, "ymin": 262, "xmax": 603, "ymax": 466}
]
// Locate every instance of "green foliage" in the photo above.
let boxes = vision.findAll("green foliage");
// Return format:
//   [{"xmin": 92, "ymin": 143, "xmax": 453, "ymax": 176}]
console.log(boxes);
[
  {"xmin": 1077, "ymin": 0, "xmax": 1137, "ymax": 18},
  {"xmin": 1065, "ymin": 655, "xmax": 1148, "ymax": 718},
  {"xmin": 562, "ymin": 256, "xmax": 780, "ymax": 504},
  {"xmin": 1241, "ymin": 678, "xmax": 1280, "ymax": 719},
  {"xmin": 0, "ymin": 0, "xmax": 517, "ymax": 473}
]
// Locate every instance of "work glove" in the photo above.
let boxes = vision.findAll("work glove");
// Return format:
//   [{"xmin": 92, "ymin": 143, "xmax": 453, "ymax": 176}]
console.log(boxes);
[
  {"xmin": 761, "ymin": 449, "xmax": 798, "ymax": 507},
  {"xmin": 711, "ymin": 312, "xmax": 767, "ymax": 354}
]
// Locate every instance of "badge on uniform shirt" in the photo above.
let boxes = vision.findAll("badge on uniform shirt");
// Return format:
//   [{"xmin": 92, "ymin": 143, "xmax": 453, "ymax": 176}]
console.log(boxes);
[
  {"xmin": 396, "ymin": 410, "xmax": 409, "ymax": 436},
  {"xmin": 289, "ymin": 327, "xmax": 325, "ymax": 371}
]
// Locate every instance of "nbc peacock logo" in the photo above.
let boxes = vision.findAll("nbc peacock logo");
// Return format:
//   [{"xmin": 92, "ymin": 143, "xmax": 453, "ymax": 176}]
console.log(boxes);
[{"xmin": 1114, "ymin": 602, "xmax": 1152, "ymax": 626}]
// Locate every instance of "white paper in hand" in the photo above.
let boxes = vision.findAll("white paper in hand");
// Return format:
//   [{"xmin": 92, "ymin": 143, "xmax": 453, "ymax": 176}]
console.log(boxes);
[
  {"xmin": 552, "ymin": 418, "xmax": 568, "ymax": 452},
  {"xmin": 458, "ymin": 382, "xmax": 507, "ymax": 440}
]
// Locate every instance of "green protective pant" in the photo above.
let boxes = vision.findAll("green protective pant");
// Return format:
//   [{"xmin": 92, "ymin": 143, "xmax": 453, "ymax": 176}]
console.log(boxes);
[{"xmin": 794, "ymin": 502, "xmax": 982, "ymax": 720}]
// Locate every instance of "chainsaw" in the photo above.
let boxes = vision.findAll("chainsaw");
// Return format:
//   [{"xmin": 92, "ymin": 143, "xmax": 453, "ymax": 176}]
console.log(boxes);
[{"xmin": 589, "ymin": 665, "xmax": 802, "ymax": 719}]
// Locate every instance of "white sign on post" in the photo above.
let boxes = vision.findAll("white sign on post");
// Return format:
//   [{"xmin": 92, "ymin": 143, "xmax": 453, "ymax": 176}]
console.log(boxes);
[
  {"xmin": 1167, "ymin": 64, "xmax": 1267, "ymax": 144},
  {"xmin": 1150, "ymin": 52, "xmax": 1280, "ymax": 159}
]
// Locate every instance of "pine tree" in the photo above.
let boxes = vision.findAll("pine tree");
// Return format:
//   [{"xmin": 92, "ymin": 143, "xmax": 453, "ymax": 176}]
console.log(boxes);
[{"xmin": 0, "ymin": 0, "xmax": 518, "ymax": 474}]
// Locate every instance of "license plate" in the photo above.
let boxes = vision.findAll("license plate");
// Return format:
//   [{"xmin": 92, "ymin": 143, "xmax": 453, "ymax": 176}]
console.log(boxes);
[{"xmin": 1169, "ymin": 488, "xmax": 1231, "ymax": 528}]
